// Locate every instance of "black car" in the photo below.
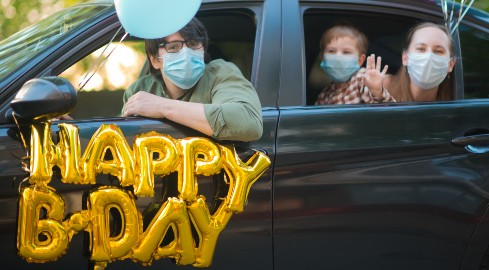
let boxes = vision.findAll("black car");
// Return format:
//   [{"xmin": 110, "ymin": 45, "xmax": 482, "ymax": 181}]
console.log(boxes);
[{"xmin": 1, "ymin": 0, "xmax": 489, "ymax": 269}]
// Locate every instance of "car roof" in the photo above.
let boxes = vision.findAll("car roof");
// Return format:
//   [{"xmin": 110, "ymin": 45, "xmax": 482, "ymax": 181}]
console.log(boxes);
[{"xmin": 89, "ymin": 0, "xmax": 488, "ymax": 24}]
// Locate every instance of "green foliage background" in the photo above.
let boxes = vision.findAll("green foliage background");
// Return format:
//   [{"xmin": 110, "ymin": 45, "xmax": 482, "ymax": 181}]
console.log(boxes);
[
  {"xmin": 0, "ymin": 0, "xmax": 89, "ymax": 40},
  {"xmin": 1, "ymin": 0, "xmax": 488, "ymax": 71},
  {"xmin": 1, "ymin": 0, "xmax": 489, "ymax": 41}
]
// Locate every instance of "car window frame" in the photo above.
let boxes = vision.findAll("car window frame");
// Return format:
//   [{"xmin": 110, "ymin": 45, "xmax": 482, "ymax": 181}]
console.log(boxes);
[
  {"xmin": 279, "ymin": 1, "xmax": 466, "ymax": 107},
  {"xmin": 0, "ymin": 3, "xmax": 269, "ymax": 123},
  {"xmin": 457, "ymin": 12, "xmax": 489, "ymax": 100}
]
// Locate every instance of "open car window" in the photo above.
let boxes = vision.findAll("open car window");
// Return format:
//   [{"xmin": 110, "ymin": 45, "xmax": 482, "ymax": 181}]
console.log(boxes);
[
  {"xmin": 60, "ymin": 39, "xmax": 146, "ymax": 118},
  {"xmin": 302, "ymin": 7, "xmax": 468, "ymax": 106},
  {"xmin": 303, "ymin": 9, "xmax": 420, "ymax": 105},
  {"xmin": 59, "ymin": 9, "xmax": 257, "ymax": 119}
]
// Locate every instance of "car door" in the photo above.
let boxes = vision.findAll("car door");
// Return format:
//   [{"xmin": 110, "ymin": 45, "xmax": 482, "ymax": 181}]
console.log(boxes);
[
  {"xmin": 274, "ymin": 1, "xmax": 489, "ymax": 270},
  {"xmin": 0, "ymin": 1, "xmax": 279, "ymax": 269}
]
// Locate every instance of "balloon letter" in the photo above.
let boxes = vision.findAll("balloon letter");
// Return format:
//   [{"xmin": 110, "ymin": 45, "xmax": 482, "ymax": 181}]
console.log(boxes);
[
  {"xmin": 133, "ymin": 132, "xmax": 179, "ymax": 197},
  {"xmin": 17, "ymin": 186, "xmax": 68, "ymax": 263},
  {"xmin": 29, "ymin": 123, "xmax": 55, "ymax": 186},
  {"xmin": 55, "ymin": 123, "xmax": 83, "ymax": 184},
  {"xmin": 82, "ymin": 124, "xmax": 135, "ymax": 186},
  {"xmin": 132, "ymin": 198, "xmax": 195, "ymax": 265},
  {"xmin": 221, "ymin": 146, "xmax": 271, "ymax": 212},
  {"xmin": 88, "ymin": 187, "xmax": 141, "ymax": 261},
  {"xmin": 178, "ymin": 138, "xmax": 222, "ymax": 201}
]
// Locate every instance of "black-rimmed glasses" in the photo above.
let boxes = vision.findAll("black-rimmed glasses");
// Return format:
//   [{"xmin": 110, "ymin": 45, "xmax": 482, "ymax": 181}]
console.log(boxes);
[{"xmin": 158, "ymin": 39, "xmax": 203, "ymax": 53}]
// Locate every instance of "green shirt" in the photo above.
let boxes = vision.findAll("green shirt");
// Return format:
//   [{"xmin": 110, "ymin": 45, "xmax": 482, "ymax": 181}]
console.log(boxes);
[{"xmin": 123, "ymin": 59, "xmax": 263, "ymax": 142}]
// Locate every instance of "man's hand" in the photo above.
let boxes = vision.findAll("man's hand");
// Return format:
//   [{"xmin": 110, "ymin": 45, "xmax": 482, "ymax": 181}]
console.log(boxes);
[{"xmin": 123, "ymin": 91, "xmax": 166, "ymax": 118}]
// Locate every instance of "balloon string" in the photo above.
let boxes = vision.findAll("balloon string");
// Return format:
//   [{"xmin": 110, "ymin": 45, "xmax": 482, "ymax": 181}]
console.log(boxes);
[
  {"xmin": 459, "ymin": 0, "xmax": 466, "ymax": 20},
  {"xmin": 449, "ymin": 0, "xmax": 456, "ymax": 27},
  {"xmin": 451, "ymin": 0, "xmax": 475, "ymax": 34},
  {"xmin": 77, "ymin": 26, "xmax": 121, "ymax": 90},
  {"xmin": 12, "ymin": 112, "xmax": 27, "ymax": 150},
  {"xmin": 12, "ymin": 112, "xmax": 32, "ymax": 194},
  {"xmin": 77, "ymin": 26, "xmax": 128, "ymax": 91},
  {"xmin": 441, "ymin": 0, "xmax": 447, "ymax": 22},
  {"xmin": 18, "ymin": 176, "xmax": 30, "ymax": 194}
]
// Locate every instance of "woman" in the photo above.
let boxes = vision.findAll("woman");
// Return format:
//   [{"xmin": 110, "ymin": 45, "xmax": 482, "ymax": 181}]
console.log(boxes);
[
  {"xmin": 122, "ymin": 18, "xmax": 263, "ymax": 142},
  {"xmin": 385, "ymin": 22, "xmax": 456, "ymax": 102}
]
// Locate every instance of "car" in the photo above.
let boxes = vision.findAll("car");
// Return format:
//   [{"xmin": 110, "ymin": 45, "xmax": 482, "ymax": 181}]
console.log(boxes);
[{"xmin": 1, "ymin": 0, "xmax": 489, "ymax": 269}]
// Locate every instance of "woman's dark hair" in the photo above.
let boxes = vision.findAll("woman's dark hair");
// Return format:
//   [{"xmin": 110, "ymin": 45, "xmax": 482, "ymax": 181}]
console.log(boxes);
[{"xmin": 145, "ymin": 17, "xmax": 210, "ymax": 80}]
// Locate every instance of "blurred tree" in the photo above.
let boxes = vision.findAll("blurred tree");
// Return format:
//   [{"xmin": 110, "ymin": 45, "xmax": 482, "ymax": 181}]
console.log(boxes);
[
  {"xmin": 2, "ymin": 0, "xmax": 489, "ymax": 41},
  {"xmin": 475, "ymin": 0, "xmax": 489, "ymax": 10},
  {"xmin": 0, "ymin": 0, "xmax": 89, "ymax": 40}
]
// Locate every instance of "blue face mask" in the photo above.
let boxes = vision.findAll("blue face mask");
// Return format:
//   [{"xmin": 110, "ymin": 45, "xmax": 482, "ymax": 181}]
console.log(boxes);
[
  {"xmin": 161, "ymin": 47, "xmax": 205, "ymax": 89},
  {"xmin": 320, "ymin": 54, "xmax": 360, "ymax": 83},
  {"xmin": 407, "ymin": 52, "xmax": 450, "ymax": 90}
]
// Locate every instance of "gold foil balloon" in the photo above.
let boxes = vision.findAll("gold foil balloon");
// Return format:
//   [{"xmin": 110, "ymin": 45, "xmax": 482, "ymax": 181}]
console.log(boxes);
[
  {"xmin": 178, "ymin": 138, "xmax": 222, "ymax": 201},
  {"xmin": 55, "ymin": 123, "xmax": 82, "ymax": 184},
  {"xmin": 220, "ymin": 145, "xmax": 271, "ymax": 212},
  {"xmin": 131, "ymin": 197, "xmax": 195, "ymax": 265},
  {"xmin": 29, "ymin": 123, "xmax": 55, "ymax": 186},
  {"xmin": 81, "ymin": 124, "xmax": 135, "ymax": 186},
  {"xmin": 88, "ymin": 187, "xmax": 141, "ymax": 261},
  {"xmin": 17, "ymin": 186, "xmax": 68, "ymax": 262},
  {"xmin": 133, "ymin": 132, "xmax": 180, "ymax": 197},
  {"xmin": 187, "ymin": 196, "xmax": 232, "ymax": 267},
  {"xmin": 19, "ymin": 123, "xmax": 271, "ymax": 269}
]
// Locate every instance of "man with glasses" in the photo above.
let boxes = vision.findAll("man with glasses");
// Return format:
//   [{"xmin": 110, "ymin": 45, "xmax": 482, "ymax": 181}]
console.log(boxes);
[{"xmin": 122, "ymin": 18, "xmax": 262, "ymax": 142}]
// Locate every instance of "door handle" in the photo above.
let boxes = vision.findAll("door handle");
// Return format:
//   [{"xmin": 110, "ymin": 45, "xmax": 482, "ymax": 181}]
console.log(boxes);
[{"xmin": 451, "ymin": 134, "xmax": 489, "ymax": 146}]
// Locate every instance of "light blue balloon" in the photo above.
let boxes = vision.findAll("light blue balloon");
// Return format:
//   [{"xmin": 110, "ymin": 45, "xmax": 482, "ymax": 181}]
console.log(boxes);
[{"xmin": 114, "ymin": 0, "xmax": 202, "ymax": 39}]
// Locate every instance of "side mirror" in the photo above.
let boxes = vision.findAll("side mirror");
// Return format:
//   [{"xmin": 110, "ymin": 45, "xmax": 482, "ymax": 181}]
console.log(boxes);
[{"xmin": 9, "ymin": 76, "xmax": 77, "ymax": 122}]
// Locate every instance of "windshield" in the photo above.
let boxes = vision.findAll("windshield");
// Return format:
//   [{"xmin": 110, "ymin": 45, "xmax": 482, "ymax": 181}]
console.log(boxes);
[{"xmin": 0, "ymin": 2, "xmax": 113, "ymax": 82}]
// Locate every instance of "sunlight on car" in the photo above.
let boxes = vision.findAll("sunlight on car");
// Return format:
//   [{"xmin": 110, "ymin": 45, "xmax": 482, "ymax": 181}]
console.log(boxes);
[{"xmin": 60, "ymin": 41, "xmax": 146, "ymax": 91}]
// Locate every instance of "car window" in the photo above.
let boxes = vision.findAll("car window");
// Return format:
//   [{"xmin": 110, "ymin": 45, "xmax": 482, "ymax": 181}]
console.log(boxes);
[
  {"xmin": 303, "ymin": 9, "xmax": 419, "ymax": 105},
  {"xmin": 61, "ymin": 9, "xmax": 257, "ymax": 119},
  {"xmin": 61, "ymin": 40, "xmax": 146, "ymax": 118},
  {"xmin": 459, "ymin": 23, "xmax": 489, "ymax": 99},
  {"xmin": 199, "ymin": 10, "xmax": 256, "ymax": 80}
]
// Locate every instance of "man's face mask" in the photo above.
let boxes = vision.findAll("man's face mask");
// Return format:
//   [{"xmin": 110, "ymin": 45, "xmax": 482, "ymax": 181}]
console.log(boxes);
[
  {"xmin": 320, "ymin": 54, "xmax": 360, "ymax": 83},
  {"xmin": 407, "ymin": 52, "xmax": 451, "ymax": 90},
  {"xmin": 161, "ymin": 47, "xmax": 205, "ymax": 90}
]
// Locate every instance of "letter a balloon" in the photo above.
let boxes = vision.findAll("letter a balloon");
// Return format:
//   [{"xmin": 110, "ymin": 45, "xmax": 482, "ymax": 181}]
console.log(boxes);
[{"xmin": 114, "ymin": 0, "xmax": 202, "ymax": 39}]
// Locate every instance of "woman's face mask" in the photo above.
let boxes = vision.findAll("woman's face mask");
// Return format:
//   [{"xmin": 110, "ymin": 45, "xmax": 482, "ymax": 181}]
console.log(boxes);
[
  {"xmin": 320, "ymin": 54, "xmax": 360, "ymax": 83},
  {"xmin": 161, "ymin": 47, "xmax": 205, "ymax": 90},
  {"xmin": 407, "ymin": 52, "xmax": 451, "ymax": 90}
]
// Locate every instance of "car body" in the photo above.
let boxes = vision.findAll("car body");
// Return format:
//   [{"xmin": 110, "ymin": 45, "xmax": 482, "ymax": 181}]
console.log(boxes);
[{"xmin": 1, "ymin": 0, "xmax": 489, "ymax": 269}]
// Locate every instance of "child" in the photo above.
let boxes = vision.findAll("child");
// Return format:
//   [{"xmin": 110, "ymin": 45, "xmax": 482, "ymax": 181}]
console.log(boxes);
[{"xmin": 315, "ymin": 23, "xmax": 395, "ymax": 105}]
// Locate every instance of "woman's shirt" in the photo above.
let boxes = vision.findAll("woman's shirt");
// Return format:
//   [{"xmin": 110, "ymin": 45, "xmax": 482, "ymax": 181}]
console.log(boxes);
[{"xmin": 123, "ymin": 59, "xmax": 263, "ymax": 142}]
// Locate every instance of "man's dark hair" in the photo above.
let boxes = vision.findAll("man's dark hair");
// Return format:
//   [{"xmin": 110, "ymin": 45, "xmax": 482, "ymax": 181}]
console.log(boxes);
[{"xmin": 145, "ymin": 17, "xmax": 210, "ymax": 80}]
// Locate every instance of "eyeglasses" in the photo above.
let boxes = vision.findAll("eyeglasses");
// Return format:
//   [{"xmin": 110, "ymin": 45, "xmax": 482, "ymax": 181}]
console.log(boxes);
[{"xmin": 158, "ymin": 39, "xmax": 203, "ymax": 53}]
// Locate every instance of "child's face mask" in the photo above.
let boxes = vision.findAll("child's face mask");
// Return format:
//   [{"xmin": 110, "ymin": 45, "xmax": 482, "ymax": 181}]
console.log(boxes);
[
  {"xmin": 320, "ymin": 54, "xmax": 360, "ymax": 83},
  {"xmin": 161, "ymin": 47, "xmax": 205, "ymax": 90},
  {"xmin": 407, "ymin": 52, "xmax": 450, "ymax": 90}
]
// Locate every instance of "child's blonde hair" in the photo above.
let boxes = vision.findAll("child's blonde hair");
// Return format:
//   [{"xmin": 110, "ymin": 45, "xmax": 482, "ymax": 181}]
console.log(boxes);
[{"xmin": 319, "ymin": 23, "xmax": 368, "ymax": 55}]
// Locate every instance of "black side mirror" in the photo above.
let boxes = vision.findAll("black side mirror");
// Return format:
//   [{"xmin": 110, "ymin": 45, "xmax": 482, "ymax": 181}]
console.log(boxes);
[{"xmin": 9, "ymin": 76, "xmax": 77, "ymax": 122}]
